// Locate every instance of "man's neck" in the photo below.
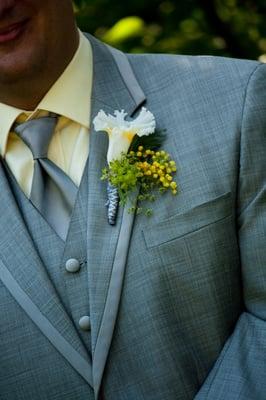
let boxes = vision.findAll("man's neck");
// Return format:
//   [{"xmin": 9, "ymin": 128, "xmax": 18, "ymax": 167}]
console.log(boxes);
[
  {"xmin": 0, "ymin": 67, "xmax": 67, "ymax": 111},
  {"xmin": 0, "ymin": 82, "xmax": 51, "ymax": 110}
]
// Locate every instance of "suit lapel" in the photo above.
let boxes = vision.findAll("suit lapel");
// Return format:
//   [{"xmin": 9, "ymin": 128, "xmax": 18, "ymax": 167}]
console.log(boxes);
[
  {"xmin": 0, "ymin": 162, "xmax": 93, "ymax": 387},
  {"xmin": 0, "ymin": 33, "xmax": 146, "ymax": 397},
  {"xmin": 86, "ymin": 34, "xmax": 146, "ymax": 398}
]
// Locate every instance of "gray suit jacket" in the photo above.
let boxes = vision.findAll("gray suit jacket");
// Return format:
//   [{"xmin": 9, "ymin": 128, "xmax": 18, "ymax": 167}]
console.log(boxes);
[{"xmin": 0, "ymin": 33, "xmax": 265, "ymax": 400}]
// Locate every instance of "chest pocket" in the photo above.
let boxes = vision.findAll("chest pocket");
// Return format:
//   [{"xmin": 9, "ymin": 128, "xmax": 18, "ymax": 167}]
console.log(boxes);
[{"xmin": 142, "ymin": 191, "xmax": 233, "ymax": 249}]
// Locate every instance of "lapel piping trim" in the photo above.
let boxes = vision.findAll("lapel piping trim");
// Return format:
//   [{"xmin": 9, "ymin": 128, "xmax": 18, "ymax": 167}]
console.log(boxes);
[
  {"xmin": 106, "ymin": 44, "xmax": 146, "ymax": 107},
  {"xmin": 85, "ymin": 34, "xmax": 146, "ymax": 398},
  {"xmin": 0, "ymin": 260, "xmax": 93, "ymax": 388},
  {"xmin": 85, "ymin": 32, "xmax": 146, "ymax": 115},
  {"xmin": 84, "ymin": 35, "xmax": 146, "ymax": 399},
  {"xmin": 92, "ymin": 201, "xmax": 138, "ymax": 399}
]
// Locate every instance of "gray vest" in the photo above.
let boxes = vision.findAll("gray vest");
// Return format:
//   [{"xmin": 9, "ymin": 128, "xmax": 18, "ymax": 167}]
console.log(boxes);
[{"xmin": 4, "ymin": 160, "xmax": 92, "ymax": 357}]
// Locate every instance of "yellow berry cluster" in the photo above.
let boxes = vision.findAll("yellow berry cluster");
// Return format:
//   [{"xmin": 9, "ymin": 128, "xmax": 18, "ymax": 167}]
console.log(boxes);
[{"xmin": 129, "ymin": 146, "xmax": 178, "ymax": 195}]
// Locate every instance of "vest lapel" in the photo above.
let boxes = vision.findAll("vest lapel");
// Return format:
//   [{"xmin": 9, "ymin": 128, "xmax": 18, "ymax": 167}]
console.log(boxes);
[
  {"xmin": 86, "ymin": 34, "xmax": 146, "ymax": 398},
  {"xmin": 0, "ymin": 162, "xmax": 93, "ymax": 387},
  {"xmin": 61, "ymin": 158, "xmax": 93, "ymax": 354}
]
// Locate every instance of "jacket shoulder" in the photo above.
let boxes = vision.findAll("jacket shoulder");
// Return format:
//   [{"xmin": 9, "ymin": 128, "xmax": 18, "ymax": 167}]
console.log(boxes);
[{"xmin": 127, "ymin": 52, "xmax": 261, "ymax": 94}]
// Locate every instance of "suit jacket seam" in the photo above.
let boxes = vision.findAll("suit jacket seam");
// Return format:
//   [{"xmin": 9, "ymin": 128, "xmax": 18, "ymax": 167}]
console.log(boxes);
[{"xmin": 237, "ymin": 62, "xmax": 264, "ymax": 217}]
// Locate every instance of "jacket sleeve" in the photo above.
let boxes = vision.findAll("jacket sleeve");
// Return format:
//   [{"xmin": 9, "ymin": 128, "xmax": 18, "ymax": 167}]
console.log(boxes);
[{"xmin": 195, "ymin": 63, "xmax": 266, "ymax": 399}]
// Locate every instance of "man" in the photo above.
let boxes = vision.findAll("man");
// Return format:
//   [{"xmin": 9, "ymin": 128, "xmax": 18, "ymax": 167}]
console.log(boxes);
[{"xmin": 0, "ymin": 1, "xmax": 265, "ymax": 399}]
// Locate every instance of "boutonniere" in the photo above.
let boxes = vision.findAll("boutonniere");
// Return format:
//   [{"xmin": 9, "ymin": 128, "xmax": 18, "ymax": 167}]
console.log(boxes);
[{"xmin": 93, "ymin": 107, "xmax": 178, "ymax": 225}]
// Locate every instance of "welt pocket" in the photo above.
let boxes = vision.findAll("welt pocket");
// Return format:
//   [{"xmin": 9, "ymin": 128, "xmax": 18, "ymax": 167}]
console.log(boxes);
[{"xmin": 142, "ymin": 191, "xmax": 232, "ymax": 248}]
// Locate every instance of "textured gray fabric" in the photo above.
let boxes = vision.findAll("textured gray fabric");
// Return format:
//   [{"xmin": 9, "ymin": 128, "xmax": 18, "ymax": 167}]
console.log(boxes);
[
  {"xmin": 3, "ymin": 153, "xmax": 93, "ymax": 361},
  {"xmin": 2, "ymin": 159, "xmax": 67, "ymax": 308},
  {"xmin": 0, "ymin": 163, "xmax": 94, "ymax": 399},
  {"xmin": 0, "ymin": 261, "xmax": 93, "ymax": 386},
  {"xmin": 0, "ymin": 32, "xmax": 265, "ymax": 400},
  {"xmin": 60, "ymin": 157, "xmax": 93, "ymax": 355},
  {"xmin": 14, "ymin": 114, "xmax": 78, "ymax": 240},
  {"xmin": 93, "ymin": 190, "xmax": 139, "ymax": 398}
]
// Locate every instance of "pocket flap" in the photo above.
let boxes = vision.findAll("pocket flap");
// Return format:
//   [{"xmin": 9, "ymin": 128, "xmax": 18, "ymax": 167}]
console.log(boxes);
[{"xmin": 142, "ymin": 192, "xmax": 232, "ymax": 248}]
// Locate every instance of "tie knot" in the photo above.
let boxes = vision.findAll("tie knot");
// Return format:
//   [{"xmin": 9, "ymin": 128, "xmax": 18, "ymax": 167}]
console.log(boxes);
[{"xmin": 14, "ymin": 114, "xmax": 58, "ymax": 159}]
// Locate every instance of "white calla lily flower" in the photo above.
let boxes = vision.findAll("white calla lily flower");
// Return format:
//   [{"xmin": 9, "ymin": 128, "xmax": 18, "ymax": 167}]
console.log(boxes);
[{"xmin": 93, "ymin": 107, "xmax": 156, "ymax": 163}]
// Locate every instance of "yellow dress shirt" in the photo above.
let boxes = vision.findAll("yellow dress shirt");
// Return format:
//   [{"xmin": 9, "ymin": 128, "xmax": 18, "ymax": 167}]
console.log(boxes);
[{"xmin": 0, "ymin": 31, "xmax": 93, "ymax": 197}]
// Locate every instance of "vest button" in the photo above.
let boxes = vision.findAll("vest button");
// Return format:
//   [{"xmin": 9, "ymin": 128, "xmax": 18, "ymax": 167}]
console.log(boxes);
[
  {"xmin": 79, "ymin": 316, "xmax": 91, "ymax": 331},
  {"xmin": 65, "ymin": 258, "xmax": 81, "ymax": 273}
]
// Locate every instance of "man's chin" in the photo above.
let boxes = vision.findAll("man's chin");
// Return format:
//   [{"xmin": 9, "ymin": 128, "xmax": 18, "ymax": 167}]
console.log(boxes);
[
  {"xmin": 0, "ymin": 48, "xmax": 45, "ymax": 85},
  {"xmin": 0, "ymin": 65, "xmax": 33, "ymax": 85}
]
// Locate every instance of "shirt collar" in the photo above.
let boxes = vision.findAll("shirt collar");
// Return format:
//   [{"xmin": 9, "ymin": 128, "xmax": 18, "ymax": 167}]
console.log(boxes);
[
  {"xmin": 0, "ymin": 30, "xmax": 93, "ymax": 156},
  {"xmin": 0, "ymin": 106, "xmax": 23, "ymax": 156},
  {"xmin": 39, "ymin": 30, "xmax": 92, "ymax": 128}
]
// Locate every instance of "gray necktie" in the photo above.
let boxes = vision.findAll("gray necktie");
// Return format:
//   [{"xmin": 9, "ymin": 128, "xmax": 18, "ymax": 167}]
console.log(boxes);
[{"xmin": 14, "ymin": 114, "xmax": 78, "ymax": 240}]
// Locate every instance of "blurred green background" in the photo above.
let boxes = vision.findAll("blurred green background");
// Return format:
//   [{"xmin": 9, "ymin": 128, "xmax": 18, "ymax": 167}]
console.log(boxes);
[{"xmin": 73, "ymin": 0, "xmax": 266, "ymax": 61}]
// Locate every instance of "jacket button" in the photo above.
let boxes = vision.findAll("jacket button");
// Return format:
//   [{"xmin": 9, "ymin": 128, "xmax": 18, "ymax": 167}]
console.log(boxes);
[
  {"xmin": 65, "ymin": 258, "xmax": 81, "ymax": 273},
  {"xmin": 79, "ymin": 316, "xmax": 91, "ymax": 331}
]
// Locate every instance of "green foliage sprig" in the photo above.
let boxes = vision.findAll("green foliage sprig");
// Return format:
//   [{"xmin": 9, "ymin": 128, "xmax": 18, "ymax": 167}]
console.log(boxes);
[{"xmin": 101, "ymin": 135, "xmax": 178, "ymax": 216}]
